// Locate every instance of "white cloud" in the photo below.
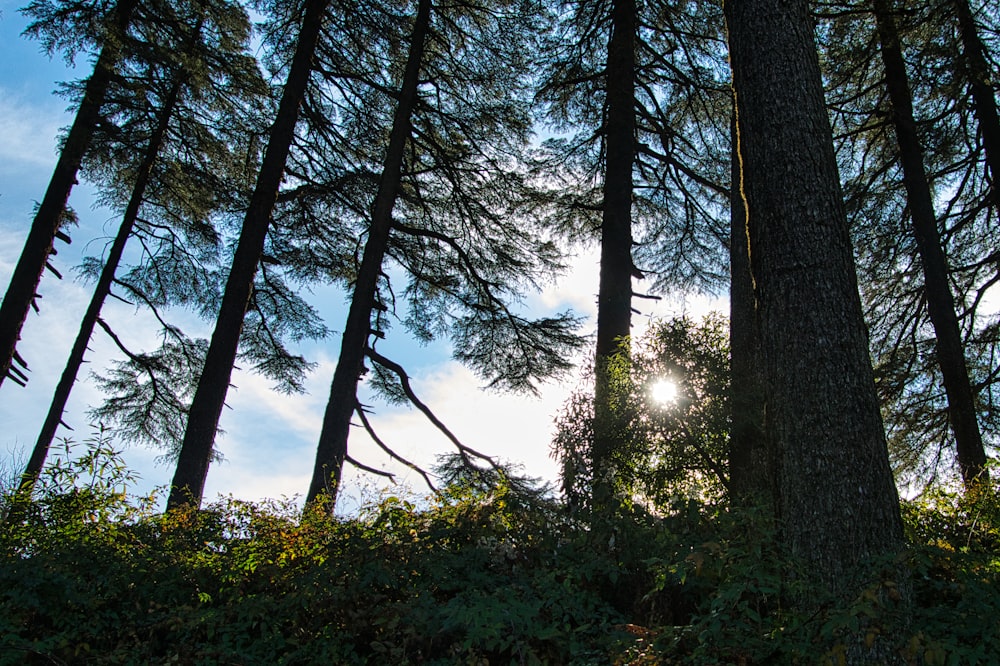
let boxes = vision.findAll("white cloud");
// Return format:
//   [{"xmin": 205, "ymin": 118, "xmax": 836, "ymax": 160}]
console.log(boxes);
[
  {"xmin": 533, "ymin": 247, "xmax": 600, "ymax": 318},
  {"xmin": 0, "ymin": 89, "xmax": 65, "ymax": 173},
  {"xmin": 349, "ymin": 361, "xmax": 569, "ymax": 485}
]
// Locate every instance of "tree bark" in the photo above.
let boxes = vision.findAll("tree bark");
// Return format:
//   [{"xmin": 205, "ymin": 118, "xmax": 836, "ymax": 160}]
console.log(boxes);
[
  {"xmin": 873, "ymin": 0, "xmax": 988, "ymax": 489},
  {"xmin": 167, "ymin": 0, "xmax": 331, "ymax": 511},
  {"xmin": 726, "ymin": 0, "xmax": 904, "ymax": 596},
  {"xmin": 305, "ymin": 0, "xmax": 432, "ymax": 509},
  {"xmin": 953, "ymin": 0, "xmax": 1000, "ymax": 204},
  {"xmin": 592, "ymin": 0, "xmax": 636, "ymax": 509},
  {"xmin": 0, "ymin": 0, "xmax": 138, "ymax": 390},
  {"xmin": 727, "ymin": 106, "xmax": 769, "ymax": 505},
  {"xmin": 20, "ymin": 77, "xmax": 185, "ymax": 500}
]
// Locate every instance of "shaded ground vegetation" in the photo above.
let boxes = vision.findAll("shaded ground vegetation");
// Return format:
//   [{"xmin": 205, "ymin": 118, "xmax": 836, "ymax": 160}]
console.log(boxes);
[{"xmin": 2, "ymin": 439, "xmax": 999, "ymax": 665}]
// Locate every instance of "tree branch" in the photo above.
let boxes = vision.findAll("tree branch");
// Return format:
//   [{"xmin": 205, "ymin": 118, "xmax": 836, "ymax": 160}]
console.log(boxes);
[{"xmin": 365, "ymin": 348, "xmax": 502, "ymax": 473}]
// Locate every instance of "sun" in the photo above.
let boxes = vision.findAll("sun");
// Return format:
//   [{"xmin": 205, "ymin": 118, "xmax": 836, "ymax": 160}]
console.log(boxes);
[{"xmin": 650, "ymin": 378, "xmax": 679, "ymax": 405}]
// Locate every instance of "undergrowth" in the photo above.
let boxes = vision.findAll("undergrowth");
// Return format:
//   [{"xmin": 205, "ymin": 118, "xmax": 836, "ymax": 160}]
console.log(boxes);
[{"xmin": 2, "ymin": 440, "xmax": 999, "ymax": 664}]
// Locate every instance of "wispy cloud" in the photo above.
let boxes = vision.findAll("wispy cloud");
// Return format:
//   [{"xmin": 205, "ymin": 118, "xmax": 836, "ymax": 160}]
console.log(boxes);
[{"xmin": 0, "ymin": 89, "xmax": 65, "ymax": 172}]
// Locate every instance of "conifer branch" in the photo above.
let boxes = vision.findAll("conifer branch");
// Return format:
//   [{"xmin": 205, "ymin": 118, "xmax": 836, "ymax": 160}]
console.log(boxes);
[
  {"xmin": 354, "ymin": 403, "xmax": 437, "ymax": 493},
  {"xmin": 365, "ymin": 348, "xmax": 501, "ymax": 473}
]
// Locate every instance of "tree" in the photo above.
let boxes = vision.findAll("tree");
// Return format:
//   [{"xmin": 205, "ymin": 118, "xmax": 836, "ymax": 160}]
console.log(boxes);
[
  {"xmin": 591, "ymin": 0, "xmax": 639, "ymax": 509},
  {"xmin": 534, "ymin": 0, "xmax": 731, "ymax": 508},
  {"xmin": 951, "ymin": 0, "xmax": 1000, "ymax": 203},
  {"xmin": 305, "ymin": 0, "xmax": 433, "ymax": 504},
  {"xmin": 18, "ymin": 0, "xmax": 265, "ymax": 499},
  {"xmin": 303, "ymin": 0, "xmax": 583, "ymax": 506},
  {"xmin": 726, "ymin": 0, "xmax": 904, "ymax": 601},
  {"xmin": 0, "ymin": 0, "xmax": 139, "ymax": 389},
  {"xmin": 871, "ymin": 0, "xmax": 988, "ymax": 488},
  {"xmin": 818, "ymin": 0, "xmax": 998, "ymax": 489},
  {"xmin": 553, "ymin": 313, "xmax": 731, "ymax": 511},
  {"xmin": 167, "ymin": 0, "xmax": 332, "ymax": 510}
]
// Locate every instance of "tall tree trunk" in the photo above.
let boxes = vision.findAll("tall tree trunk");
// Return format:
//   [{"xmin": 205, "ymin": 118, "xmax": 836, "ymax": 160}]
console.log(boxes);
[
  {"xmin": 591, "ymin": 0, "xmax": 636, "ymax": 509},
  {"xmin": 19, "ymin": 77, "xmax": 185, "ymax": 500},
  {"xmin": 726, "ymin": 0, "xmax": 904, "ymax": 598},
  {"xmin": 727, "ymin": 105, "xmax": 769, "ymax": 505},
  {"xmin": 953, "ymin": 0, "xmax": 1000, "ymax": 203},
  {"xmin": 0, "ymin": 0, "xmax": 138, "ymax": 390},
  {"xmin": 305, "ymin": 0, "xmax": 432, "ymax": 509},
  {"xmin": 167, "ymin": 0, "xmax": 331, "ymax": 511},
  {"xmin": 874, "ymin": 0, "xmax": 989, "ymax": 489}
]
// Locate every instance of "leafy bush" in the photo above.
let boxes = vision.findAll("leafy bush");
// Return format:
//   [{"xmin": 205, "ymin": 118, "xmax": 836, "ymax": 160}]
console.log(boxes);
[
  {"xmin": 3, "ymin": 437, "xmax": 999, "ymax": 664},
  {"xmin": 553, "ymin": 314, "xmax": 731, "ymax": 514}
]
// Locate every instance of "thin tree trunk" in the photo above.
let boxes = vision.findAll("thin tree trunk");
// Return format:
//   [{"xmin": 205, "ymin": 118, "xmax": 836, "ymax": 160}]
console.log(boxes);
[
  {"xmin": 874, "ymin": 0, "xmax": 988, "ymax": 489},
  {"xmin": 727, "ymin": 105, "xmax": 769, "ymax": 505},
  {"xmin": 592, "ymin": 0, "xmax": 636, "ymax": 509},
  {"xmin": 0, "ymin": 0, "xmax": 138, "ymax": 390},
  {"xmin": 954, "ymin": 0, "xmax": 1000, "ymax": 203},
  {"xmin": 726, "ymin": 0, "xmax": 904, "ymax": 599},
  {"xmin": 19, "ymin": 77, "xmax": 185, "ymax": 500},
  {"xmin": 305, "ymin": 0, "xmax": 432, "ymax": 509},
  {"xmin": 167, "ymin": 0, "xmax": 331, "ymax": 511}
]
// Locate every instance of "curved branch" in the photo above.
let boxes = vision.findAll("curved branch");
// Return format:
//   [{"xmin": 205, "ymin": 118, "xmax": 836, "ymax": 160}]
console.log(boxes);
[
  {"xmin": 355, "ymin": 402, "xmax": 437, "ymax": 493},
  {"xmin": 345, "ymin": 454, "xmax": 395, "ymax": 480},
  {"xmin": 365, "ymin": 348, "xmax": 501, "ymax": 473}
]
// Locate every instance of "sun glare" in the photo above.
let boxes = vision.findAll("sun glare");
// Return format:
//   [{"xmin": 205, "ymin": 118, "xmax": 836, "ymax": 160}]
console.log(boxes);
[{"xmin": 650, "ymin": 379, "xmax": 678, "ymax": 405}]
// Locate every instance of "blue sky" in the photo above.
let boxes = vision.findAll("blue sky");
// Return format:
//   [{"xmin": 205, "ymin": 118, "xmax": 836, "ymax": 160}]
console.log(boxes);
[{"xmin": 0, "ymin": 2, "xmax": 721, "ymax": 510}]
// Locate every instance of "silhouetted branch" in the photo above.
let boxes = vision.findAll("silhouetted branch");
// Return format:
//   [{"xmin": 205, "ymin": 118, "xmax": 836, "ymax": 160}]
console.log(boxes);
[
  {"xmin": 345, "ymin": 455, "xmax": 395, "ymax": 479},
  {"xmin": 354, "ymin": 403, "xmax": 437, "ymax": 493},
  {"xmin": 366, "ymin": 348, "xmax": 501, "ymax": 473}
]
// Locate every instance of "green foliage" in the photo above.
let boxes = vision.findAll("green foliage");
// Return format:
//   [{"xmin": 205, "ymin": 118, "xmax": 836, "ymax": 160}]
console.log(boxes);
[
  {"xmin": 5, "ymin": 442, "xmax": 1000, "ymax": 664},
  {"xmin": 554, "ymin": 313, "xmax": 731, "ymax": 512},
  {"xmin": 0, "ymin": 442, "xmax": 647, "ymax": 664}
]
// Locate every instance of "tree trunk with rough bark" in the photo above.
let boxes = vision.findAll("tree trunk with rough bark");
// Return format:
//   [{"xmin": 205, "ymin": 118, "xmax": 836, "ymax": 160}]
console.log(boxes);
[
  {"xmin": 167, "ymin": 0, "xmax": 331, "ymax": 511},
  {"xmin": 727, "ymin": 107, "xmax": 769, "ymax": 505},
  {"xmin": 726, "ymin": 0, "xmax": 904, "ymax": 599},
  {"xmin": 592, "ymin": 0, "xmax": 636, "ymax": 509},
  {"xmin": 305, "ymin": 0, "xmax": 431, "ymax": 509},
  {"xmin": 0, "ymin": 0, "xmax": 138, "ymax": 390},
  {"xmin": 874, "ymin": 0, "xmax": 988, "ymax": 489}
]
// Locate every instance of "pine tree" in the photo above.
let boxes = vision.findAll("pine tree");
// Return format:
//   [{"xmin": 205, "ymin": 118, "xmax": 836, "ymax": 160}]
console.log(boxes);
[
  {"xmin": 305, "ymin": 0, "xmax": 433, "ymax": 504},
  {"xmin": 535, "ymin": 0, "xmax": 730, "ymax": 507},
  {"xmin": 302, "ymin": 0, "xmax": 583, "ymax": 506},
  {"xmin": 167, "ymin": 0, "xmax": 333, "ymax": 510},
  {"xmin": 819, "ymin": 0, "xmax": 997, "ymax": 488},
  {"xmin": 871, "ymin": 0, "xmax": 988, "ymax": 488},
  {"xmin": 18, "ymin": 0, "xmax": 269, "ymax": 500},
  {"xmin": 726, "ymin": 0, "xmax": 904, "ymax": 603},
  {"xmin": 952, "ymin": 0, "xmax": 1000, "ymax": 201},
  {"xmin": 0, "ymin": 0, "xmax": 139, "ymax": 389}
]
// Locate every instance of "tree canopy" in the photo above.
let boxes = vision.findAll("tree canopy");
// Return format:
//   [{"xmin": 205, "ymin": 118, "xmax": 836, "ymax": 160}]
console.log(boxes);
[{"xmin": 1, "ymin": 0, "xmax": 998, "ymax": 659}]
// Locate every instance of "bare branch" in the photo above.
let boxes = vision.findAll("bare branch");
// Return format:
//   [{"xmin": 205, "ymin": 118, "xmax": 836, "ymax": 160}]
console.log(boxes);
[
  {"xmin": 345, "ymin": 455, "xmax": 396, "ymax": 480},
  {"xmin": 366, "ymin": 348, "xmax": 502, "ymax": 473},
  {"xmin": 355, "ymin": 403, "xmax": 437, "ymax": 493}
]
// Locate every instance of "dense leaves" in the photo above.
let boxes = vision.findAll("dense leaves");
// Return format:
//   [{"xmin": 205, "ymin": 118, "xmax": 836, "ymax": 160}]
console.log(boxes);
[
  {"xmin": 554, "ymin": 314, "xmax": 731, "ymax": 512},
  {"xmin": 3, "ymin": 441, "xmax": 1000, "ymax": 664}
]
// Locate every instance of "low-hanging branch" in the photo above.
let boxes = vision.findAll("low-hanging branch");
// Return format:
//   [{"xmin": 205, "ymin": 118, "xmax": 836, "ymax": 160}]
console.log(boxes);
[
  {"xmin": 344, "ymin": 454, "xmax": 395, "ymax": 480},
  {"xmin": 354, "ymin": 402, "xmax": 437, "ymax": 494},
  {"xmin": 365, "ymin": 347, "xmax": 502, "ymax": 474},
  {"xmin": 94, "ymin": 316, "xmax": 170, "ymax": 406}
]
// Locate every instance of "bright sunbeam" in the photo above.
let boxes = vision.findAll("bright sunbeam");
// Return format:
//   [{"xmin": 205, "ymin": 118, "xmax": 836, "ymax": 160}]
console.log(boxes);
[{"xmin": 650, "ymin": 379, "xmax": 678, "ymax": 405}]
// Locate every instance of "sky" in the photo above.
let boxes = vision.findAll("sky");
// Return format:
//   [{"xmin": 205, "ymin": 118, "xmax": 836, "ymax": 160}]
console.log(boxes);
[{"xmin": 0, "ymin": 3, "xmax": 723, "ymax": 511}]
